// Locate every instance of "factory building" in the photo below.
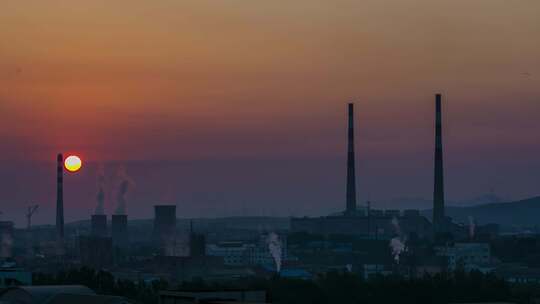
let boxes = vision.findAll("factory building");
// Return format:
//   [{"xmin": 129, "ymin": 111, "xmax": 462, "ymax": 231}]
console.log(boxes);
[
  {"xmin": 205, "ymin": 234, "xmax": 287, "ymax": 269},
  {"xmin": 435, "ymin": 242, "xmax": 492, "ymax": 272},
  {"xmin": 291, "ymin": 212, "xmax": 432, "ymax": 239}
]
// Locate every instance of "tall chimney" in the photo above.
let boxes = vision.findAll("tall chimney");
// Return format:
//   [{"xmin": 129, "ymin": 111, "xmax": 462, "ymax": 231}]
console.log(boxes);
[
  {"xmin": 56, "ymin": 153, "xmax": 64, "ymax": 239},
  {"xmin": 433, "ymin": 94, "xmax": 445, "ymax": 232},
  {"xmin": 346, "ymin": 103, "xmax": 357, "ymax": 215}
]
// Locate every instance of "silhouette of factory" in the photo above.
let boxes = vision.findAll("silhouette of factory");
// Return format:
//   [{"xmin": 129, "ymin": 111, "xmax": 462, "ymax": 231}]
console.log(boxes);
[{"xmin": 291, "ymin": 94, "xmax": 454, "ymax": 239}]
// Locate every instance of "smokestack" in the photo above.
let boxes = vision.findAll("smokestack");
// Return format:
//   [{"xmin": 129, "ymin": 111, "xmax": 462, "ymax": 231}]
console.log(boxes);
[
  {"xmin": 111, "ymin": 214, "xmax": 128, "ymax": 249},
  {"xmin": 56, "ymin": 153, "xmax": 64, "ymax": 239},
  {"xmin": 91, "ymin": 214, "xmax": 108, "ymax": 237},
  {"xmin": 433, "ymin": 93, "xmax": 445, "ymax": 232},
  {"xmin": 346, "ymin": 103, "xmax": 357, "ymax": 215}
]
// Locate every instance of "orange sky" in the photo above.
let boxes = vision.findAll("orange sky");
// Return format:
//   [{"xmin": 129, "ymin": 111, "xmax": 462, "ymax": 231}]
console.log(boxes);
[
  {"xmin": 2, "ymin": 0, "xmax": 539, "ymax": 159},
  {"xmin": 0, "ymin": 0, "xmax": 540, "ymax": 225}
]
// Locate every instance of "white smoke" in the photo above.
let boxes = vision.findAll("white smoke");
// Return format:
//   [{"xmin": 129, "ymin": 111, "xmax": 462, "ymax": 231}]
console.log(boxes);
[
  {"xmin": 468, "ymin": 216, "xmax": 476, "ymax": 240},
  {"xmin": 267, "ymin": 232, "xmax": 282, "ymax": 273},
  {"xmin": 389, "ymin": 237, "xmax": 406, "ymax": 263},
  {"xmin": 115, "ymin": 166, "xmax": 134, "ymax": 215},
  {"xmin": 345, "ymin": 264, "xmax": 353, "ymax": 272},
  {"xmin": 95, "ymin": 164, "xmax": 105, "ymax": 215},
  {"xmin": 389, "ymin": 217, "xmax": 407, "ymax": 263}
]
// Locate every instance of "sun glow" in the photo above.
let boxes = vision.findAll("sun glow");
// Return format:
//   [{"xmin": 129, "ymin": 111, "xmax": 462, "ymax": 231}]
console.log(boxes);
[{"xmin": 64, "ymin": 155, "xmax": 82, "ymax": 172}]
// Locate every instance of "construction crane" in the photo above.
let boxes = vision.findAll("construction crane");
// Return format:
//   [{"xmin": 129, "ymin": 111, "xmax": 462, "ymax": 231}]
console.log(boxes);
[{"xmin": 26, "ymin": 205, "xmax": 39, "ymax": 229}]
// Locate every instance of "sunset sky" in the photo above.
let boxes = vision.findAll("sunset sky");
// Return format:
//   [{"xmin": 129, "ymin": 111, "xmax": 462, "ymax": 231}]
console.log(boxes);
[{"xmin": 1, "ymin": 0, "xmax": 539, "ymax": 226}]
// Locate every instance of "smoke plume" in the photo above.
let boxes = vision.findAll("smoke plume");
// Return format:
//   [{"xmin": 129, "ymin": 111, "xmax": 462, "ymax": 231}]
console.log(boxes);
[
  {"xmin": 267, "ymin": 232, "xmax": 282, "ymax": 273},
  {"xmin": 390, "ymin": 237, "xmax": 406, "ymax": 263},
  {"xmin": 389, "ymin": 217, "xmax": 407, "ymax": 263},
  {"xmin": 468, "ymin": 216, "xmax": 476, "ymax": 240},
  {"xmin": 115, "ymin": 166, "xmax": 134, "ymax": 215},
  {"xmin": 95, "ymin": 164, "xmax": 105, "ymax": 215}
]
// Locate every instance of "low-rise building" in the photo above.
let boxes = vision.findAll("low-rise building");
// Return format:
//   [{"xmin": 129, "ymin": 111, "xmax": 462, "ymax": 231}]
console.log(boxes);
[
  {"xmin": 0, "ymin": 268, "xmax": 31, "ymax": 288},
  {"xmin": 0, "ymin": 285, "xmax": 133, "ymax": 304},
  {"xmin": 436, "ymin": 243, "xmax": 491, "ymax": 272},
  {"xmin": 159, "ymin": 289, "xmax": 267, "ymax": 304},
  {"xmin": 206, "ymin": 234, "xmax": 287, "ymax": 271}
]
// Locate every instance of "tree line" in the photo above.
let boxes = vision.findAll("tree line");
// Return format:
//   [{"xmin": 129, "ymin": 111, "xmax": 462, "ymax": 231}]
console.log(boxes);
[{"xmin": 33, "ymin": 267, "xmax": 540, "ymax": 304}]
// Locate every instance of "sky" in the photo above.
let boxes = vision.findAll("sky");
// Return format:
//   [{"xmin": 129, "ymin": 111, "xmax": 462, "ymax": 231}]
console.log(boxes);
[{"xmin": 1, "ymin": 0, "xmax": 540, "ymax": 227}]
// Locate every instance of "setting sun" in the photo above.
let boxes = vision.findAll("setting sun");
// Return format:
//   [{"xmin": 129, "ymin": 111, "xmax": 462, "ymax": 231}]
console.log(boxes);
[{"xmin": 64, "ymin": 155, "xmax": 82, "ymax": 172}]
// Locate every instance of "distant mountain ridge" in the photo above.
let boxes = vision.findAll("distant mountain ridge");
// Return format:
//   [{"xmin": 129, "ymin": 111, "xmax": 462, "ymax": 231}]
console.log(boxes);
[
  {"xmin": 384, "ymin": 193, "xmax": 505, "ymax": 210},
  {"xmin": 421, "ymin": 196, "xmax": 540, "ymax": 228}
]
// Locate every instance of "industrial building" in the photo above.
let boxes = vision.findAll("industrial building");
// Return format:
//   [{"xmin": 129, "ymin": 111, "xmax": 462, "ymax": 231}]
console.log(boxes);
[
  {"xmin": 0, "ymin": 268, "xmax": 31, "ymax": 288},
  {"xmin": 0, "ymin": 285, "xmax": 133, "ymax": 304},
  {"xmin": 206, "ymin": 234, "xmax": 287, "ymax": 269},
  {"xmin": 291, "ymin": 211, "xmax": 432, "ymax": 238},
  {"xmin": 435, "ymin": 242, "xmax": 492, "ymax": 272},
  {"xmin": 159, "ymin": 289, "xmax": 267, "ymax": 304}
]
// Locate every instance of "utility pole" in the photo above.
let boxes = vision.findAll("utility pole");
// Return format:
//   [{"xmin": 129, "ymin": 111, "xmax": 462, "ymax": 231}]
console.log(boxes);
[{"xmin": 26, "ymin": 205, "xmax": 39, "ymax": 229}]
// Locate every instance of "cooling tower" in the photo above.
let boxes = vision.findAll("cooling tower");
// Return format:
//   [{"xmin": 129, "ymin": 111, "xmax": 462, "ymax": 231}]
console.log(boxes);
[
  {"xmin": 153, "ymin": 205, "xmax": 176, "ymax": 256},
  {"xmin": 91, "ymin": 214, "xmax": 108, "ymax": 237},
  {"xmin": 111, "ymin": 214, "xmax": 129, "ymax": 249}
]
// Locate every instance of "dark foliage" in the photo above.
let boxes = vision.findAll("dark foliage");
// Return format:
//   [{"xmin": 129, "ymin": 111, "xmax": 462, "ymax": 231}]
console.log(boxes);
[
  {"xmin": 34, "ymin": 267, "xmax": 540, "ymax": 304},
  {"xmin": 33, "ymin": 267, "xmax": 168, "ymax": 304}
]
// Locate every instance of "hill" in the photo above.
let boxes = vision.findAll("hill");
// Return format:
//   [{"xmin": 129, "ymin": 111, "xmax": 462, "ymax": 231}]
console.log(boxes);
[{"xmin": 422, "ymin": 196, "xmax": 540, "ymax": 228}]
